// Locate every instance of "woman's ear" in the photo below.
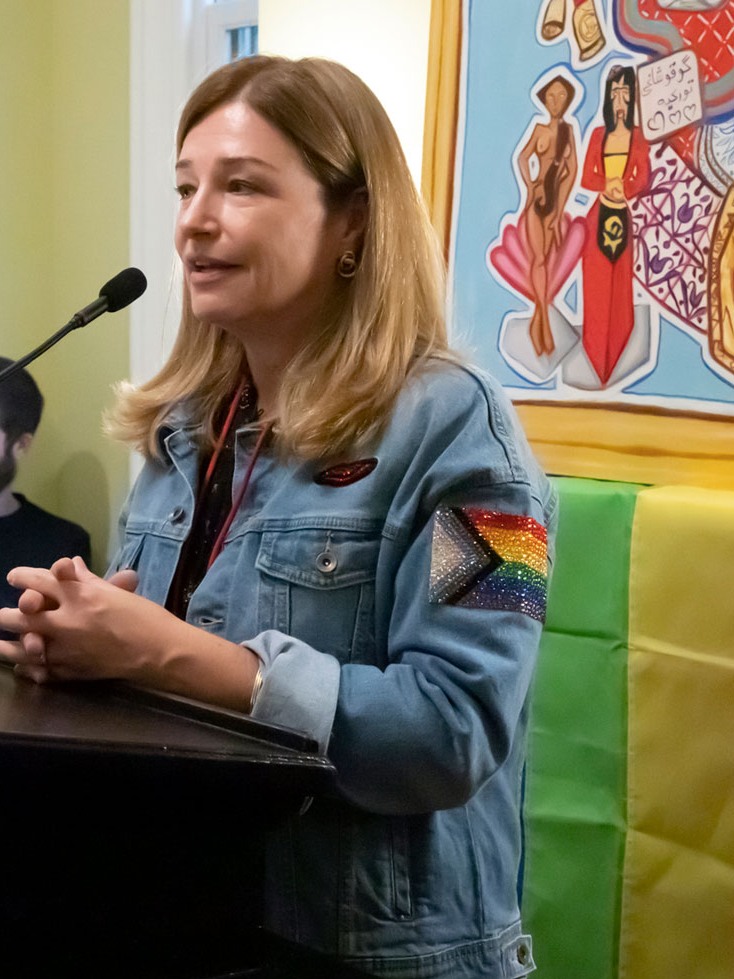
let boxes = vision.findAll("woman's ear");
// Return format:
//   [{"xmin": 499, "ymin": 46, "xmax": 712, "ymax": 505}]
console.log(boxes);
[{"xmin": 341, "ymin": 187, "xmax": 369, "ymax": 255}]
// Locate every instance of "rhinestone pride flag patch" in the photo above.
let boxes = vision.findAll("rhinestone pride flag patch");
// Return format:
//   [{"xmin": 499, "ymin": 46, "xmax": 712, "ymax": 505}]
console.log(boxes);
[{"xmin": 429, "ymin": 506, "xmax": 548, "ymax": 622}]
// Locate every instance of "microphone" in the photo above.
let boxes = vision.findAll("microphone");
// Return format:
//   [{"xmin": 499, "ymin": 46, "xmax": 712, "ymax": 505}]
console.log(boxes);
[
  {"xmin": 70, "ymin": 267, "xmax": 148, "ymax": 327},
  {"xmin": 0, "ymin": 268, "xmax": 147, "ymax": 383}
]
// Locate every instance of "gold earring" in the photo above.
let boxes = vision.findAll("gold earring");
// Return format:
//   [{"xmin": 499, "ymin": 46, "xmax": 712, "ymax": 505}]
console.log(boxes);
[{"xmin": 337, "ymin": 251, "xmax": 358, "ymax": 279}]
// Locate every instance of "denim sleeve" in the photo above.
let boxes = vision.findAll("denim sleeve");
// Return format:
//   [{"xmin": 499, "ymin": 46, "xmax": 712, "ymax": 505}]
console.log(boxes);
[
  {"xmin": 252, "ymin": 367, "xmax": 557, "ymax": 815},
  {"xmin": 331, "ymin": 477, "xmax": 550, "ymax": 814},
  {"xmin": 248, "ymin": 630, "xmax": 341, "ymax": 753}
]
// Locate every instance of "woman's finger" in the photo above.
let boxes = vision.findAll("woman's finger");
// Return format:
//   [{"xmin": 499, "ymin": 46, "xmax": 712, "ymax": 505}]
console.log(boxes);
[
  {"xmin": 0, "ymin": 634, "xmax": 46, "ymax": 668},
  {"xmin": 51, "ymin": 555, "xmax": 139, "ymax": 594},
  {"xmin": 0, "ymin": 639, "xmax": 24, "ymax": 664},
  {"xmin": 49, "ymin": 556, "xmax": 80, "ymax": 580},
  {"xmin": 6, "ymin": 567, "xmax": 63, "ymax": 601},
  {"xmin": 22, "ymin": 630, "xmax": 47, "ymax": 663},
  {"xmin": 18, "ymin": 588, "xmax": 51, "ymax": 614},
  {"xmin": 107, "ymin": 569, "xmax": 139, "ymax": 593},
  {"xmin": 71, "ymin": 556, "xmax": 96, "ymax": 580},
  {"xmin": 0, "ymin": 607, "xmax": 35, "ymax": 635},
  {"xmin": 14, "ymin": 663, "xmax": 51, "ymax": 684}
]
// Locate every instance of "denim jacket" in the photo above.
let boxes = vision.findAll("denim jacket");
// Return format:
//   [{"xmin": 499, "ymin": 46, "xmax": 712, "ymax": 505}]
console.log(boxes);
[{"xmin": 110, "ymin": 362, "xmax": 557, "ymax": 978}]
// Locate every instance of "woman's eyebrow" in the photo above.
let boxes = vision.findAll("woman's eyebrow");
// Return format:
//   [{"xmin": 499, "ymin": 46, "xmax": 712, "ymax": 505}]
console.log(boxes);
[{"xmin": 175, "ymin": 155, "xmax": 278, "ymax": 173}]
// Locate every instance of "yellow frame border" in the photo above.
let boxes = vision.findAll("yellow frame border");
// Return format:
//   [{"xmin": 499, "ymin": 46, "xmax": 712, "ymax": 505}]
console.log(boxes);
[
  {"xmin": 517, "ymin": 404, "xmax": 734, "ymax": 489},
  {"xmin": 421, "ymin": 0, "xmax": 462, "ymax": 261}
]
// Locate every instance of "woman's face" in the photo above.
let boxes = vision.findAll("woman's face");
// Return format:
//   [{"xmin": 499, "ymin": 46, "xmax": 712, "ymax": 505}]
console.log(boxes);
[
  {"xmin": 174, "ymin": 101, "xmax": 351, "ymax": 348},
  {"xmin": 543, "ymin": 81, "xmax": 569, "ymax": 119}
]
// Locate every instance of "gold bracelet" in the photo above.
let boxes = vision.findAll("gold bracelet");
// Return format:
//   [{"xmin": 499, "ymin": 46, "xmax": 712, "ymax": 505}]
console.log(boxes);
[{"xmin": 249, "ymin": 666, "xmax": 264, "ymax": 713}]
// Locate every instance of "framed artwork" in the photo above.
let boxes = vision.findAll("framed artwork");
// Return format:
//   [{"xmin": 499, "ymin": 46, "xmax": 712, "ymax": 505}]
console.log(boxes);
[{"xmin": 425, "ymin": 0, "xmax": 734, "ymax": 487}]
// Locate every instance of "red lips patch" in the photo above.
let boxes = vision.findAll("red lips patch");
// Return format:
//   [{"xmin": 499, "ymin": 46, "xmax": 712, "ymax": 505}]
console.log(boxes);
[{"xmin": 314, "ymin": 458, "xmax": 378, "ymax": 486}]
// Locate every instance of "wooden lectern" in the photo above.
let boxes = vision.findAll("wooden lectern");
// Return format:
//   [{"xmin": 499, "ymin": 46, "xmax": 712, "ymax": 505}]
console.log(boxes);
[{"xmin": 0, "ymin": 663, "xmax": 356, "ymax": 978}]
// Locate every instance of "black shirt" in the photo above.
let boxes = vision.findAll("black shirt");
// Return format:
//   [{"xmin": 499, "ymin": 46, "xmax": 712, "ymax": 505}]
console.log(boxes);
[
  {"xmin": 166, "ymin": 385, "xmax": 259, "ymax": 620},
  {"xmin": 0, "ymin": 493, "xmax": 91, "ymax": 639}
]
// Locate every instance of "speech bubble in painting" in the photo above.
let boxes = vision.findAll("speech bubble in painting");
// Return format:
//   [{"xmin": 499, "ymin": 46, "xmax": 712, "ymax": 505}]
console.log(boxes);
[{"xmin": 638, "ymin": 49, "xmax": 703, "ymax": 142}]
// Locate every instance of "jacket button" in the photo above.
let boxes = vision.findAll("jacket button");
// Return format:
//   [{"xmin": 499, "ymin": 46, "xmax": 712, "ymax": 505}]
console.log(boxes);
[
  {"xmin": 517, "ymin": 943, "xmax": 530, "ymax": 966},
  {"xmin": 168, "ymin": 506, "xmax": 186, "ymax": 524},
  {"xmin": 316, "ymin": 550, "xmax": 337, "ymax": 573}
]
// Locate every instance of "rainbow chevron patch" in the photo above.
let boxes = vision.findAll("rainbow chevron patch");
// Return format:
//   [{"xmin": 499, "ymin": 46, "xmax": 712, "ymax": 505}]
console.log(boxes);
[{"xmin": 429, "ymin": 506, "xmax": 548, "ymax": 621}]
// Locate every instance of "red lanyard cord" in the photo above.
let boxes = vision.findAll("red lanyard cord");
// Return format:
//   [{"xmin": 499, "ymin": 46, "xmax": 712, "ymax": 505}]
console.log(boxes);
[
  {"xmin": 202, "ymin": 376, "xmax": 249, "ymax": 493},
  {"xmin": 206, "ymin": 420, "xmax": 271, "ymax": 570}
]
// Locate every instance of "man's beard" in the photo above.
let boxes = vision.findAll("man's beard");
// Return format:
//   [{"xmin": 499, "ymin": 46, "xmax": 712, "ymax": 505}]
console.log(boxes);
[{"xmin": 0, "ymin": 445, "xmax": 17, "ymax": 494}]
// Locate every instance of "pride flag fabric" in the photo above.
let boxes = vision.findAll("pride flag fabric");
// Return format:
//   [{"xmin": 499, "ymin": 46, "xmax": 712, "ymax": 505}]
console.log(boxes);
[{"xmin": 522, "ymin": 478, "xmax": 734, "ymax": 979}]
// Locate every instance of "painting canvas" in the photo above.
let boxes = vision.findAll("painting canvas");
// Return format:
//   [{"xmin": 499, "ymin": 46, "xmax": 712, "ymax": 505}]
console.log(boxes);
[{"xmin": 449, "ymin": 0, "xmax": 734, "ymax": 485}]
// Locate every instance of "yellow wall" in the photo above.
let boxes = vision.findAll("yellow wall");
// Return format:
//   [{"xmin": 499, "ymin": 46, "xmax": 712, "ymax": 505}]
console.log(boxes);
[
  {"xmin": 0, "ymin": 1, "xmax": 54, "ymax": 359},
  {"xmin": 0, "ymin": 0, "xmax": 131, "ymax": 570}
]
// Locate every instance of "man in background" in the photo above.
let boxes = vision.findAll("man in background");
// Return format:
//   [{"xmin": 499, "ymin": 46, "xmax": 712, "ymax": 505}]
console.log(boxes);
[{"xmin": 0, "ymin": 357, "xmax": 90, "ymax": 640}]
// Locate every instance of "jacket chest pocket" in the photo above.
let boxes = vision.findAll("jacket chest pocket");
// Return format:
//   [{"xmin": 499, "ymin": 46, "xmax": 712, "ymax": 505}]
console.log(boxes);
[
  {"xmin": 255, "ymin": 526, "xmax": 380, "ymax": 663},
  {"xmin": 109, "ymin": 536, "xmax": 145, "ymax": 577}
]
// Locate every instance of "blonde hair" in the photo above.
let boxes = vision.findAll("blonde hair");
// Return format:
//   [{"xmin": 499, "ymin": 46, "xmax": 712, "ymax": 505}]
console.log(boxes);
[{"xmin": 107, "ymin": 55, "xmax": 452, "ymax": 460}]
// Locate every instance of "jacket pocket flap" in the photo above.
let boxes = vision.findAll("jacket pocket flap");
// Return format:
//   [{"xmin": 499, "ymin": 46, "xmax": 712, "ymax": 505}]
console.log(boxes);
[{"xmin": 256, "ymin": 527, "xmax": 379, "ymax": 589}]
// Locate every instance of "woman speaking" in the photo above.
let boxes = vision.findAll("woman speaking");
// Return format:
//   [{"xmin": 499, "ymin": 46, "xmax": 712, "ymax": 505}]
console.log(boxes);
[{"xmin": 1, "ymin": 55, "xmax": 555, "ymax": 979}]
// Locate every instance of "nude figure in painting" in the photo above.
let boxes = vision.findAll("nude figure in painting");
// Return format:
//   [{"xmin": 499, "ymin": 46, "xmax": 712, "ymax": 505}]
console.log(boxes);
[{"xmin": 517, "ymin": 76, "xmax": 578, "ymax": 356}]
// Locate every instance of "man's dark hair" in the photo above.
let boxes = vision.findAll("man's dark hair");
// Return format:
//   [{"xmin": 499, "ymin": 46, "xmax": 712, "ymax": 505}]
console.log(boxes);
[{"xmin": 0, "ymin": 359, "xmax": 44, "ymax": 443}]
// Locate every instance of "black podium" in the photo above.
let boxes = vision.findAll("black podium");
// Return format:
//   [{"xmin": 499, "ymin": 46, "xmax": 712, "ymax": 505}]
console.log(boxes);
[{"xmin": 0, "ymin": 663, "xmax": 344, "ymax": 978}]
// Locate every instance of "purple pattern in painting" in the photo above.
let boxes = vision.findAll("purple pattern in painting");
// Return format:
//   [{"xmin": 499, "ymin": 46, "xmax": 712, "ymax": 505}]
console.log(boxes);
[{"xmin": 631, "ymin": 141, "xmax": 721, "ymax": 333}]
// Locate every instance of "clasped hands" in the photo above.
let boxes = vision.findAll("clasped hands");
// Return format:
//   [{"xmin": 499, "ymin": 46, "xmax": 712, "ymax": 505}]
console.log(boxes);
[
  {"xmin": 0, "ymin": 557, "xmax": 261, "ymax": 712},
  {"xmin": 0, "ymin": 556, "xmax": 161, "ymax": 685}
]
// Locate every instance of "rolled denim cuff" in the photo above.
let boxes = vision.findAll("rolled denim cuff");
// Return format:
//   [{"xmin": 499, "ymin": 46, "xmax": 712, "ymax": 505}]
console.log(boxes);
[{"xmin": 245, "ymin": 629, "xmax": 340, "ymax": 755}]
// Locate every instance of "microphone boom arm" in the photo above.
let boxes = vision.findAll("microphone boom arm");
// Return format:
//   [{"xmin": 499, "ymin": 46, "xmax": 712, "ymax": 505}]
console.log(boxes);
[
  {"xmin": 0, "ymin": 316, "xmax": 86, "ymax": 384},
  {"xmin": 0, "ymin": 267, "xmax": 146, "ymax": 384}
]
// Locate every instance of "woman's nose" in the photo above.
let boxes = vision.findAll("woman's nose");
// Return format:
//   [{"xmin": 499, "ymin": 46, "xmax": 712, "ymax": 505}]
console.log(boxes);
[{"xmin": 179, "ymin": 189, "xmax": 219, "ymax": 236}]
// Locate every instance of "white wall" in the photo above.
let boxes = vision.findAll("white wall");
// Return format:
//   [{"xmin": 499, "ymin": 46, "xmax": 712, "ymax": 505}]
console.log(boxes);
[{"xmin": 259, "ymin": 0, "xmax": 431, "ymax": 185}]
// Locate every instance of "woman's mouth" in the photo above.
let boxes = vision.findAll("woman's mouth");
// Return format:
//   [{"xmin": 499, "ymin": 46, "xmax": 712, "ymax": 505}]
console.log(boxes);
[{"xmin": 187, "ymin": 259, "xmax": 238, "ymax": 283}]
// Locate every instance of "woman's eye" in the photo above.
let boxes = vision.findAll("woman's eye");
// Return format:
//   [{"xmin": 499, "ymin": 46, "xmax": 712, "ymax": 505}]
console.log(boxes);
[
  {"xmin": 229, "ymin": 179, "xmax": 256, "ymax": 195},
  {"xmin": 175, "ymin": 184, "xmax": 195, "ymax": 200}
]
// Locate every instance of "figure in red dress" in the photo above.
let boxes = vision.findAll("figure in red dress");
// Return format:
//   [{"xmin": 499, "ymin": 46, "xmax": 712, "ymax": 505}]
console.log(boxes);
[{"xmin": 581, "ymin": 65, "xmax": 650, "ymax": 384}]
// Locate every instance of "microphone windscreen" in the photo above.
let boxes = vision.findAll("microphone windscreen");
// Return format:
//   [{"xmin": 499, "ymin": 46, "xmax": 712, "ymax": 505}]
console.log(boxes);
[{"xmin": 99, "ymin": 267, "xmax": 148, "ymax": 312}]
